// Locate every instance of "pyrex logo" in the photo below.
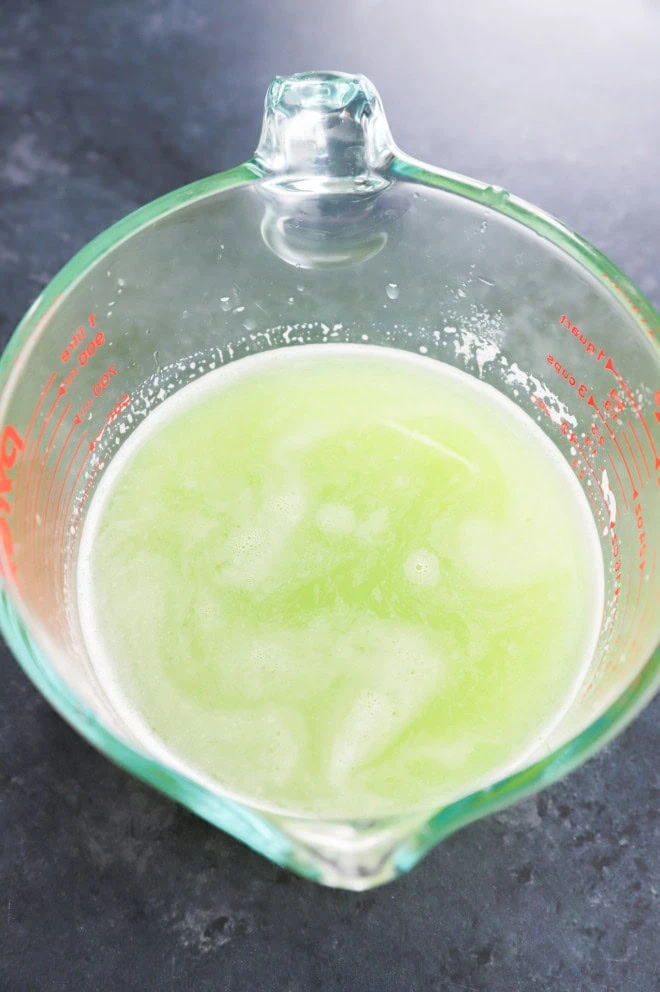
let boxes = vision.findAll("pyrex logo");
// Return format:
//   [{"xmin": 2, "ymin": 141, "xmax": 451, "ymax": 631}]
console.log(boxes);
[{"xmin": 0, "ymin": 424, "xmax": 24, "ymax": 578}]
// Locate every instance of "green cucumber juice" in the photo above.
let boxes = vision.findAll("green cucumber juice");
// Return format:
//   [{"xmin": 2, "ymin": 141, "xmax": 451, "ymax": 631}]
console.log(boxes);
[{"xmin": 78, "ymin": 345, "xmax": 603, "ymax": 817}]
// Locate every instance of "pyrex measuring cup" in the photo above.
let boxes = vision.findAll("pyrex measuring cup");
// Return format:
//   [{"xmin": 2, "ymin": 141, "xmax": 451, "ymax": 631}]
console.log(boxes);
[{"xmin": 1, "ymin": 72, "xmax": 659, "ymax": 890}]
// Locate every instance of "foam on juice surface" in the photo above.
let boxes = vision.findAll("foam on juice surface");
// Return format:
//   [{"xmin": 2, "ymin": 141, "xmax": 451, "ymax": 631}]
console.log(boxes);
[{"xmin": 78, "ymin": 344, "xmax": 604, "ymax": 817}]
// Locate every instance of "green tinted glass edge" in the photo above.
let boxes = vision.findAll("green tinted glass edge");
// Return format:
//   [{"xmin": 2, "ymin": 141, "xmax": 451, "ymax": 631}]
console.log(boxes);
[{"xmin": 0, "ymin": 154, "xmax": 657, "ymax": 882}]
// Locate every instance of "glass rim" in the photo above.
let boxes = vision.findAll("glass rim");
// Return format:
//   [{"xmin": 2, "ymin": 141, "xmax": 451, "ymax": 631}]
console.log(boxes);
[{"xmin": 1, "ymin": 152, "xmax": 659, "ymax": 873}]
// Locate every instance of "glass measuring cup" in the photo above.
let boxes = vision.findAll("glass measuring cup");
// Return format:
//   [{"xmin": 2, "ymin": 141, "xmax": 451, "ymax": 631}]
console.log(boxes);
[{"xmin": 1, "ymin": 72, "xmax": 658, "ymax": 890}]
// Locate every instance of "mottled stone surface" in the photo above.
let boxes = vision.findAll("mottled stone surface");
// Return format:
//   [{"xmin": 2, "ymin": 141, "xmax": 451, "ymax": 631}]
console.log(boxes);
[{"xmin": 0, "ymin": 1, "xmax": 658, "ymax": 989}]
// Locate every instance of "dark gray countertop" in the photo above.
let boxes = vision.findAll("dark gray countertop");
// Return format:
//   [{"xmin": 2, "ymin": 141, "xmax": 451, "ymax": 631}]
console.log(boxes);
[{"xmin": 0, "ymin": 1, "xmax": 658, "ymax": 989}]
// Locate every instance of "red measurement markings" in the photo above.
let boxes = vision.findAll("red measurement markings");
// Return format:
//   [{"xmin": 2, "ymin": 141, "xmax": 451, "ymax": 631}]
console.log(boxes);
[
  {"xmin": 609, "ymin": 521, "xmax": 622, "ymax": 602},
  {"xmin": 60, "ymin": 313, "xmax": 98, "ymax": 364},
  {"xmin": 89, "ymin": 429, "xmax": 104, "ymax": 453},
  {"xmin": 637, "ymin": 549, "xmax": 657, "ymax": 635},
  {"xmin": 587, "ymin": 421, "xmax": 606, "ymax": 451},
  {"xmin": 614, "ymin": 538, "xmax": 650, "ymax": 664},
  {"xmin": 606, "ymin": 452, "xmax": 628, "ymax": 510},
  {"xmin": 31, "ymin": 399, "xmax": 72, "ymax": 576},
  {"xmin": 50, "ymin": 431, "xmax": 88, "ymax": 571},
  {"xmin": 26, "ymin": 393, "xmax": 66, "ymax": 540},
  {"xmin": 88, "ymin": 392, "xmax": 129, "ymax": 454},
  {"xmin": 23, "ymin": 384, "xmax": 67, "ymax": 563},
  {"xmin": 58, "ymin": 448, "xmax": 95, "ymax": 558},
  {"xmin": 558, "ymin": 416, "xmax": 609, "ymax": 511},
  {"xmin": 588, "ymin": 395, "xmax": 637, "ymax": 501},
  {"xmin": 585, "ymin": 480, "xmax": 604, "ymax": 524},
  {"xmin": 0, "ymin": 425, "xmax": 25, "ymax": 579},
  {"xmin": 605, "ymin": 356, "xmax": 660, "ymax": 471},
  {"xmin": 634, "ymin": 500, "xmax": 648, "ymax": 576},
  {"xmin": 54, "ymin": 456, "xmax": 105, "ymax": 577},
  {"xmin": 43, "ymin": 416, "xmax": 80, "ymax": 529},
  {"xmin": 614, "ymin": 572, "xmax": 633, "ymax": 648},
  {"xmin": 21, "ymin": 388, "xmax": 66, "ymax": 574},
  {"xmin": 92, "ymin": 363, "xmax": 118, "ymax": 398},
  {"xmin": 29, "ymin": 463, "xmax": 55, "ymax": 580},
  {"xmin": 560, "ymin": 311, "xmax": 659, "ymax": 478},
  {"xmin": 559, "ymin": 315, "xmax": 607, "ymax": 364},
  {"xmin": 622, "ymin": 430, "xmax": 644, "ymax": 491},
  {"xmin": 61, "ymin": 326, "xmax": 86, "ymax": 364},
  {"xmin": 621, "ymin": 575, "xmax": 646, "ymax": 660},
  {"xmin": 78, "ymin": 330, "xmax": 106, "ymax": 368},
  {"xmin": 575, "ymin": 438, "xmax": 607, "ymax": 502},
  {"xmin": 602, "ymin": 387, "xmax": 626, "ymax": 423},
  {"xmin": 628, "ymin": 420, "xmax": 651, "ymax": 480},
  {"xmin": 545, "ymin": 354, "xmax": 589, "ymax": 396},
  {"xmin": 571, "ymin": 457, "xmax": 585, "ymax": 482},
  {"xmin": 42, "ymin": 401, "xmax": 71, "ymax": 473},
  {"xmin": 106, "ymin": 393, "xmax": 130, "ymax": 428},
  {"xmin": 75, "ymin": 459, "xmax": 103, "ymax": 519},
  {"xmin": 47, "ymin": 391, "xmax": 129, "ymax": 576},
  {"xmin": 13, "ymin": 372, "xmax": 56, "ymax": 533},
  {"xmin": 0, "ymin": 426, "xmax": 24, "ymax": 516},
  {"xmin": 54, "ymin": 429, "xmax": 88, "ymax": 530}
]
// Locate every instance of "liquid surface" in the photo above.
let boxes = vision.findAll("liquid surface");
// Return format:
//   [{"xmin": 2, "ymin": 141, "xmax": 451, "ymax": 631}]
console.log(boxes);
[{"xmin": 79, "ymin": 345, "xmax": 603, "ymax": 817}]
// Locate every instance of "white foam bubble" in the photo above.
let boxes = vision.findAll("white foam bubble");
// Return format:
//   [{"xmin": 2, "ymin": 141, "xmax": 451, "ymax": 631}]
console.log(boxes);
[
  {"xmin": 263, "ymin": 481, "xmax": 307, "ymax": 524},
  {"xmin": 404, "ymin": 549, "xmax": 440, "ymax": 587}
]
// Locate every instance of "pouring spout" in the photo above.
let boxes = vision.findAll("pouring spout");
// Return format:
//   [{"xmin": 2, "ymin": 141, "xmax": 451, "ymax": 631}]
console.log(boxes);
[{"xmin": 265, "ymin": 811, "xmax": 428, "ymax": 890}]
